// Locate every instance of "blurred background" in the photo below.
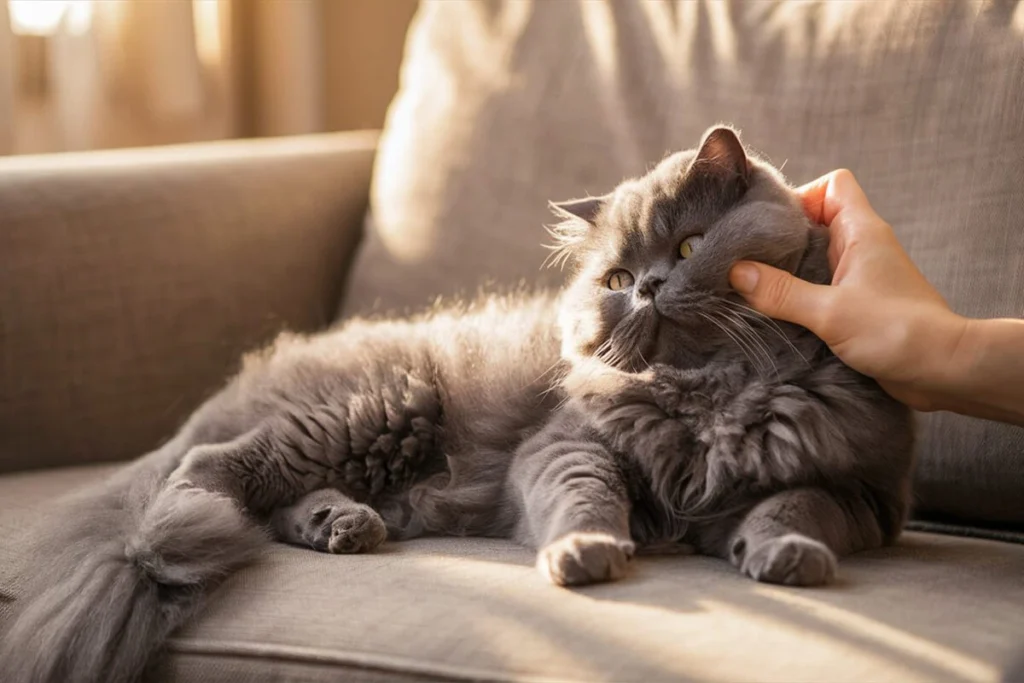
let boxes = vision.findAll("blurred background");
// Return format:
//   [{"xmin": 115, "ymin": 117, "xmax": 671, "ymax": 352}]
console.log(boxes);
[{"xmin": 0, "ymin": 0, "xmax": 416, "ymax": 155}]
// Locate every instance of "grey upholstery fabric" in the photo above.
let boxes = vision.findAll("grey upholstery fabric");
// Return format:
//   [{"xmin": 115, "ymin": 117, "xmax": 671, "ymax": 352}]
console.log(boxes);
[
  {"xmin": 1, "ymin": 465, "xmax": 1023, "ymax": 683},
  {"xmin": 343, "ymin": 0, "xmax": 1024, "ymax": 526},
  {"xmin": 0, "ymin": 132, "xmax": 377, "ymax": 473}
]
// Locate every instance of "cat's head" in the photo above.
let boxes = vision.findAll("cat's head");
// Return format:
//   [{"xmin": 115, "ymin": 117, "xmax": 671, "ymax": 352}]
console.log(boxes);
[{"xmin": 551, "ymin": 125, "xmax": 822, "ymax": 370}]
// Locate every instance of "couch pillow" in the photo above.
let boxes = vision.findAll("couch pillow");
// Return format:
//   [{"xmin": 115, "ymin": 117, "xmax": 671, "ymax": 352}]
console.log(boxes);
[{"xmin": 341, "ymin": 1, "xmax": 1024, "ymax": 529}]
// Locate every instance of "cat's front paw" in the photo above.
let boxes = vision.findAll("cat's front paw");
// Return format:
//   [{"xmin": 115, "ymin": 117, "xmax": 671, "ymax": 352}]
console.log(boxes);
[
  {"xmin": 537, "ymin": 532, "xmax": 635, "ymax": 587},
  {"xmin": 736, "ymin": 533, "xmax": 837, "ymax": 587}
]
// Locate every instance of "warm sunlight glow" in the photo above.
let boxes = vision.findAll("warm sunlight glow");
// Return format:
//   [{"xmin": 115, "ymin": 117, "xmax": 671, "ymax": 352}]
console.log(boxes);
[
  {"xmin": 9, "ymin": 0, "xmax": 68, "ymax": 35},
  {"xmin": 705, "ymin": 0, "xmax": 737, "ymax": 66},
  {"xmin": 753, "ymin": 587, "xmax": 998, "ymax": 682},
  {"xmin": 400, "ymin": 550, "xmax": 997, "ymax": 683},
  {"xmin": 8, "ymin": 0, "xmax": 92, "ymax": 36},
  {"xmin": 64, "ymin": 0, "xmax": 92, "ymax": 36},
  {"xmin": 192, "ymin": 0, "xmax": 222, "ymax": 68},
  {"xmin": 580, "ymin": 0, "xmax": 617, "ymax": 82}
]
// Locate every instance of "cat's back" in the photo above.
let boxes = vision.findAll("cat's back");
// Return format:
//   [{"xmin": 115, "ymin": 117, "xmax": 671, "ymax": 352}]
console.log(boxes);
[
  {"xmin": 425, "ymin": 289, "xmax": 562, "ymax": 388},
  {"xmin": 423, "ymin": 289, "xmax": 566, "ymax": 449},
  {"xmin": 237, "ymin": 289, "xmax": 557, "ymax": 377},
  {"xmin": 211, "ymin": 289, "xmax": 563, "ymax": 446}
]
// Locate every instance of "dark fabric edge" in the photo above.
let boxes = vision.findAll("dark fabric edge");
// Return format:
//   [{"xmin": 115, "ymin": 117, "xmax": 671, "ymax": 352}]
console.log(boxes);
[
  {"xmin": 164, "ymin": 638, "xmax": 580, "ymax": 683},
  {"xmin": 905, "ymin": 520, "xmax": 1024, "ymax": 545}
]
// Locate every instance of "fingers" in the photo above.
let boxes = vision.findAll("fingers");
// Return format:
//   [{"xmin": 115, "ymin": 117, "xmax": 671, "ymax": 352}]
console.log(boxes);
[
  {"xmin": 795, "ymin": 169, "xmax": 874, "ymax": 227},
  {"xmin": 797, "ymin": 169, "xmax": 888, "ymax": 273},
  {"xmin": 730, "ymin": 262, "xmax": 833, "ymax": 332},
  {"xmin": 794, "ymin": 174, "xmax": 831, "ymax": 225}
]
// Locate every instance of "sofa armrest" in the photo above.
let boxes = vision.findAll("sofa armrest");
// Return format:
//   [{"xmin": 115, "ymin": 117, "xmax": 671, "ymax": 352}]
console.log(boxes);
[{"xmin": 0, "ymin": 131, "xmax": 378, "ymax": 473}]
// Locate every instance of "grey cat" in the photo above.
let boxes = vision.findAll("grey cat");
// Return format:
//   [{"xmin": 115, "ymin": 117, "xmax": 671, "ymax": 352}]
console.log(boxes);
[{"xmin": 0, "ymin": 126, "xmax": 914, "ymax": 683}]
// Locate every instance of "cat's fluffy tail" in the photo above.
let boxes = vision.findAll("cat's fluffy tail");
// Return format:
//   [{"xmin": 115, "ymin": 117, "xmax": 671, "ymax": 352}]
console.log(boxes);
[{"xmin": 0, "ymin": 470, "xmax": 267, "ymax": 683}]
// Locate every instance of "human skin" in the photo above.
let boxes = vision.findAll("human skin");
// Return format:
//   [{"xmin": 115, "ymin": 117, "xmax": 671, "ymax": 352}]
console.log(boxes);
[{"xmin": 729, "ymin": 169, "xmax": 1024, "ymax": 427}]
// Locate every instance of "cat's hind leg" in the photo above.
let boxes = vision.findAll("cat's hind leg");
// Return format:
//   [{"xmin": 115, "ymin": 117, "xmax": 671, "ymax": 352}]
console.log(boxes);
[
  {"xmin": 168, "ymin": 419, "xmax": 333, "ymax": 513},
  {"xmin": 718, "ymin": 488, "xmax": 886, "ymax": 587},
  {"xmin": 272, "ymin": 488, "xmax": 387, "ymax": 554}
]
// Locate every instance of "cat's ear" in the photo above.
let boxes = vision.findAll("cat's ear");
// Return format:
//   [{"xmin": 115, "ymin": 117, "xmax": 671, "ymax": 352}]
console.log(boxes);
[
  {"xmin": 545, "ymin": 193, "xmax": 610, "ymax": 268},
  {"xmin": 548, "ymin": 194, "xmax": 610, "ymax": 226},
  {"xmin": 690, "ymin": 125, "xmax": 750, "ymax": 192}
]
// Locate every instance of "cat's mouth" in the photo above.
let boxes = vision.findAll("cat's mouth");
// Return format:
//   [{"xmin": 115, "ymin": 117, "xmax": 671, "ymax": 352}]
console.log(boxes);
[
  {"xmin": 645, "ymin": 289, "xmax": 765, "ymax": 362},
  {"xmin": 590, "ymin": 286, "xmax": 775, "ymax": 371},
  {"xmin": 652, "ymin": 290, "xmax": 736, "ymax": 323},
  {"xmin": 596, "ymin": 304, "xmax": 661, "ymax": 370}
]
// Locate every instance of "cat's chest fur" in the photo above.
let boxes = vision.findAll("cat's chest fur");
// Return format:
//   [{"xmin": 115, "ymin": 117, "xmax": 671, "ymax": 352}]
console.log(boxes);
[{"xmin": 566, "ymin": 353, "xmax": 890, "ymax": 539}]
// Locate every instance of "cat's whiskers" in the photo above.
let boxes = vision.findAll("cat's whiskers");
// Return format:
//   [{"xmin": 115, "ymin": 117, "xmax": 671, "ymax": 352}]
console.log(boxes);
[
  {"xmin": 704, "ymin": 309, "xmax": 770, "ymax": 374},
  {"xmin": 715, "ymin": 297, "xmax": 809, "ymax": 365},
  {"xmin": 535, "ymin": 361, "xmax": 568, "ymax": 399},
  {"xmin": 598, "ymin": 336, "xmax": 636, "ymax": 372},
  {"xmin": 697, "ymin": 311, "xmax": 769, "ymax": 377},
  {"xmin": 593, "ymin": 338, "xmax": 618, "ymax": 367},
  {"xmin": 713, "ymin": 305, "xmax": 772, "ymax": 356},
  {"xmin": 707, "ymin": 308, "xmax": 779, "ymax": 379},
  {"xmin": 710, "ymin": 305, "xmax": 779, "ymax": 378},
  {"xmin": 604, "ymin": 349, "xmax": 630, "ymax": 370},
  {"xmin": 532, "ymin": 355, "xmax": 573, "ymax": 400},
  {"xmin": 712, "ymin": 299, "xmax": 786, "ymax": 360}
]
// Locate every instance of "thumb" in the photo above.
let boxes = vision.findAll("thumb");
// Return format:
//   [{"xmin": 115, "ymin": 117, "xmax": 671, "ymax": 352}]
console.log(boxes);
[{"xmin": 729, "ymin": 261, "xmax": 832, "ymax": 331}]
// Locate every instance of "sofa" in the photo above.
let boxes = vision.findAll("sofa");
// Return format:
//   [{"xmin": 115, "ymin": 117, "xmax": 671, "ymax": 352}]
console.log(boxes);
[{"xmin": 2, "ymin": 1, "xmax": 1023, "ymax": 681}]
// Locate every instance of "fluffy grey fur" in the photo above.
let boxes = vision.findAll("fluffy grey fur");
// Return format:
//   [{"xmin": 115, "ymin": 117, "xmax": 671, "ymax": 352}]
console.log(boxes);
[{"xmin": 0, "ymin": 126, "xmax": 914, "ymax": 683}]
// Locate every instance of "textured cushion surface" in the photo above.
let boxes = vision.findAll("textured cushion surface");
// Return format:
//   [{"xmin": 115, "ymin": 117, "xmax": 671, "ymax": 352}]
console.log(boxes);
[
  {"xmin": 2, "ymin": 466, "xmax": 1023, "ymax": 683},
  {"xmin": 343, "ymin": 0, "xmax": 1024, "ymax": 526},
  {"xmin": 0, "ymin": 132, "xmax": 376, "ymax": 473}
]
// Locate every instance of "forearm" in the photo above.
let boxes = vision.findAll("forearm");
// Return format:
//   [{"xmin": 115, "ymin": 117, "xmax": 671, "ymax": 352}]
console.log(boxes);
[{"xmin": 933, "ymin": 318, "xmax": 1024, "ymax": 425}]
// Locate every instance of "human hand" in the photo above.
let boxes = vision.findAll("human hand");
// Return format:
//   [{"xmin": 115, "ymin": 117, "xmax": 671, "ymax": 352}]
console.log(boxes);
[{"xmin": 728, "ymin": 170, "xmax": 968, "ymax": 411}]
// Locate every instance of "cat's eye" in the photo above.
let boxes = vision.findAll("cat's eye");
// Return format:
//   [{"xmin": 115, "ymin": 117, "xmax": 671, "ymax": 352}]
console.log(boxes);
[
  {"xmin": 606, "ymin": 270, "xmax": 634, "ymax": 291},
  {"xmin": 679, "ymin": 234, "xmax": 705, "ymax": 259}
]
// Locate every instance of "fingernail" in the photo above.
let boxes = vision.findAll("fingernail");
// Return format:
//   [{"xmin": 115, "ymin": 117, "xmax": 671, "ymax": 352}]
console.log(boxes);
[{"xmin": 730, "ymin": 263, "xmax": 760, "ymax": 293}]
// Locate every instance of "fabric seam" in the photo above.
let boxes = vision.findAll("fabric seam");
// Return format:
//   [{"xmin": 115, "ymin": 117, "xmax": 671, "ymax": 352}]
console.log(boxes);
[{"xmin": 165, "ymin": 638, "xmax": 581, "ymax": 683}]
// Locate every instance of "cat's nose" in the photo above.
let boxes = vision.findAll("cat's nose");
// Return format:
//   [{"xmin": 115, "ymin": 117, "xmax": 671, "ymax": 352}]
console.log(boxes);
[{"xmin": 637, "ymin": 275, "xmax": 665, "ymax": 299}]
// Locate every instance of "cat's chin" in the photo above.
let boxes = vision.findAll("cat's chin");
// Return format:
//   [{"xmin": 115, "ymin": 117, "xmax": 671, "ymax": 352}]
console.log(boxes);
[{"xmin": 642, "ymin": 317, "xmax": 733, "ymax": 370}]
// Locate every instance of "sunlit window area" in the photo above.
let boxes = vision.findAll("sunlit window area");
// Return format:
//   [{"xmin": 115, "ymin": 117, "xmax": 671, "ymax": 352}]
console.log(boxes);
[
  {"xmin": 0, "ymin": 0, "xmax": 412, "ymax": 155},
  {"xmin": 9, "ymin": 0, "xmax": 87, "ymax": 35}
]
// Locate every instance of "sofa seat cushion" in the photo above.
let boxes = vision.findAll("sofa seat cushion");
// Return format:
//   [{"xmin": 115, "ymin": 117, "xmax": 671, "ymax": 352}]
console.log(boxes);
[{"xmin": 2, "ymin": 466, "xmax": 1023, "ymax": 682}]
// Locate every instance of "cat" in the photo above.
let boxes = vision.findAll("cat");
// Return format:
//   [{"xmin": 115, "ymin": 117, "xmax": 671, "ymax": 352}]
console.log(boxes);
[
  {"xmin": 0, "ymin": 126, "xmax": 914, "ymax": 683},
  {"xmin": 518, "ymin": 127, "xmax": 914, "ymax": 584}
]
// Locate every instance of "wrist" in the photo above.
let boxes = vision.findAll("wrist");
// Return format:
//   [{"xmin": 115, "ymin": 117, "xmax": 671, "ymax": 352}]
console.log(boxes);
[
  {"xmin": 912, "ymin": 311, "xmax": 973, "ymax": 408},
  {"xmin": 920, "ymin": 317, "xmax": 1024, "ymax": 425}
]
